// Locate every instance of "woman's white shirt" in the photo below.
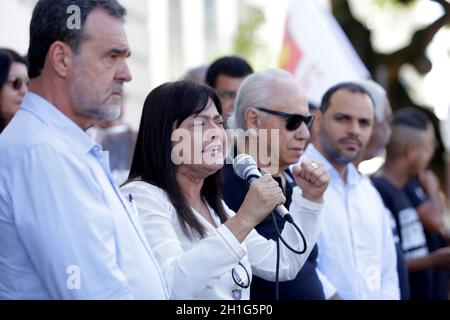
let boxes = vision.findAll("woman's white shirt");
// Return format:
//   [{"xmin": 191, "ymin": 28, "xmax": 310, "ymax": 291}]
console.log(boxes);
[{"xmin": 121, "ymin": 181, "xmax": 323, "ymax": 300}]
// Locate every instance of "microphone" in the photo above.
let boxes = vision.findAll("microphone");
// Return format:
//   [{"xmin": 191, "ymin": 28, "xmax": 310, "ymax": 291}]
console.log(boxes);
[{"xmin": 233, "ymin": 154, "xmax": 293, "ymax": 223}]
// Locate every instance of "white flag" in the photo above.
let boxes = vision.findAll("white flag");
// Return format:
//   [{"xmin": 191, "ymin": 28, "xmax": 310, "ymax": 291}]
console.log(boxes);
[{"xmin": 279, "ymin": 0, "xmax": 370, "ymax": 104}]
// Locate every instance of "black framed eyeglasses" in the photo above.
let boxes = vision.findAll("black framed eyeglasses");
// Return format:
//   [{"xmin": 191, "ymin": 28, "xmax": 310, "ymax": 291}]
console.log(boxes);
[
  {"xmin": 9, "ymin": 77, "xmax": 29, "ymax": 91},
  {"xmin": 256, "ymin": 107, "xmax": 315, "ymax": 131},
  {"xmin": 231, "ymin": 262, "xmax": 250, "ymax": 289}
]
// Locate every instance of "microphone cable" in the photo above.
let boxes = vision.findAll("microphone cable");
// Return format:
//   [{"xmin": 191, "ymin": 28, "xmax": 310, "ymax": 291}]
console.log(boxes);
[
  {"xmin": 234, "ymin": 155, "xmax": 309, "ymax": 300},
  {"xmin": 269, "ymin": 174, "xmax": 308, "ymax": 300},
  {"xmin": 271, "ymin": 212, "xmax": 307, "ymax": 301},
  {"xmin": 272, "ymin": 212, "xmax": 307, "ymax": 254},
  {"xmin": 275, "ymin": 234, "xmax": 280, "ymax": 301}
]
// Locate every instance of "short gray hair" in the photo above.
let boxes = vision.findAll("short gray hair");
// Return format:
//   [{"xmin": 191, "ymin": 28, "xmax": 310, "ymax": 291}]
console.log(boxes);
[
  {"xmin": 28, "ymin": 0, "xmax": 127, "ymax": 79},
  {"xmin": 227, "ymin": 69, "xmax": 295, "ymax": 130},
  {"xmin": 357, "ymin": 79, "xmax": 389, "ymax": 123}
]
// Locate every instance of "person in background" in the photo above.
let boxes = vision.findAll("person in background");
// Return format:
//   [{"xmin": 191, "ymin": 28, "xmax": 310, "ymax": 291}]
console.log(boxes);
[
  {"xmin": 354, "ymin": 79, "xmax": 393, "ymax": 165},
  {"xmin": 121, "ymin": 80, "xmax": 329, "ymax": 300},
  {"xmin": 222, "ymin": 69, "xmax": 327, "ymax": 300},
  {"xmin": 0, "ymin": 48, "xmax": 28, "ymax": 133},
  {"xmin": 181, "ymin": 65, "xmax": 208, "ymax": 85},
  {"xmin": 303, "ymin": 82, "xmax": 400, "ymax": 299},
  {"xmin": 205, "ymin": 56, "xmax": 253, "ymax": 126},
  {"xmin": 307, "ymin": 102, "xmax": 320, "ymax": 144},
  {"xmin": 372, "ymin": 108, "xmax": 450, "ymax": 300}
]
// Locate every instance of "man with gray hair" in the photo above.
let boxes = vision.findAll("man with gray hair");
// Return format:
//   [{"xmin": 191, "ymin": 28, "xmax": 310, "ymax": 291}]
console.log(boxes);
[
  {"xmin": 222, "ymin": 69, "xmax": 329, "ymax": 300},
  {"xmin": 0, "ymin": 0, "xmax": 168, "ymax": 299}
]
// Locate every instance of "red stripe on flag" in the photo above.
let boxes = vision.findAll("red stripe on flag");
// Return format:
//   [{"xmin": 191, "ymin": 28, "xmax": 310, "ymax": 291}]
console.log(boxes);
[{"xmin": 279, "ymin": 17, "xmax": 303, "ymax": 72}]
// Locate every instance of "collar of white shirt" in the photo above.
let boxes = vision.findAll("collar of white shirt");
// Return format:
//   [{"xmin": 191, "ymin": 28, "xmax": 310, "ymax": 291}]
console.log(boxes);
[{"xmin": 21, "ymin": 92, "xmax": 98, "ymax": 155}]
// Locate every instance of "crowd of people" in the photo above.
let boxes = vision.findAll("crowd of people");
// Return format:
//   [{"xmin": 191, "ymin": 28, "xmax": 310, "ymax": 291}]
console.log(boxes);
[{"xmin": 0, "ymin": 0, "xmax": 449, "ymax": 300}]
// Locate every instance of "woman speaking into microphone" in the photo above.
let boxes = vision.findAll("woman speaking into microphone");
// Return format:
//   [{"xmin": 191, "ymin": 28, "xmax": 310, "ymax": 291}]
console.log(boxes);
[{"xmin": 121, "ymin": 80, "xmax": 329, "ymax": 300}]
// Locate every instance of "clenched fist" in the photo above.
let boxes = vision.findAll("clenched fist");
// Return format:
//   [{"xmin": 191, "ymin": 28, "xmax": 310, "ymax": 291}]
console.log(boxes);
[{"xmin": 292, "ymin": 160, "xmax": 329, "ymax": 203}]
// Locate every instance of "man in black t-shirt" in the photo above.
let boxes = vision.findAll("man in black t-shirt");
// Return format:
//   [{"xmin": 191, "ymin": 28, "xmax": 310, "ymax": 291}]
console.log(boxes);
[
  {"xmin": 373, "ymin": 108, "xmax": 450, "ymax": 299},
  {"xmin": 405, "ymin": 175, "xmax": 450, "ymax": 299},
  {"xmin": 372, "ymin": 176, "xmax": 432, "ymax": 299}
]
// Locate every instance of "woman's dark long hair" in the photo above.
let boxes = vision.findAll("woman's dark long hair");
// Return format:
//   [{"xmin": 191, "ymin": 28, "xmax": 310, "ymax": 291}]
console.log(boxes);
[{"xmin": 127, "ymin": 81, "xmax": 228, "ymax": 239}]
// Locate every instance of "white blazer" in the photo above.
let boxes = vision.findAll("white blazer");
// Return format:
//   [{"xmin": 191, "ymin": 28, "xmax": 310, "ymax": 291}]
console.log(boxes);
[{"xmin": 121, "ymin": 181, "xmax": 323, "ymax": 300}]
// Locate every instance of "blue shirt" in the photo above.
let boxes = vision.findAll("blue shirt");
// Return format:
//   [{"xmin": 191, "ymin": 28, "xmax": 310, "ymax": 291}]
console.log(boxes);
[
  {"xmin": 302, "ymin": 145, "xmax": 400, "ymax": 299},
  {"xmin": 0, "ymin": 92, "xmax": 168, "ymax": 300}
]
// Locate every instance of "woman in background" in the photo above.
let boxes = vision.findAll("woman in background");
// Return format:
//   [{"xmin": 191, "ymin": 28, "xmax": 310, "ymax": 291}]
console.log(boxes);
[{"xmin": 0, "ymin": 48, "xmax": 28, "ymax": 133}]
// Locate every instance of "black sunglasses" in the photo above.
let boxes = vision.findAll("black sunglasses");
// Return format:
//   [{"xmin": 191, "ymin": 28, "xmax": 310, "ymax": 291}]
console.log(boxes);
[
  {"xmin": 9, "ymin": 77, "xmax": 29, "ymax": 91},
  {"xmin": 256, "ymin": 107, "xmax": 315, "ymax": 131}
]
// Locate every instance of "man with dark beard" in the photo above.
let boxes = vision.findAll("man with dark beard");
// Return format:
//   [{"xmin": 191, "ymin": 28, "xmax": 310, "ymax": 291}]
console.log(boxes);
[
  {"xmin": 0, "ymin": 0, "xmax": 167, "ymax": 299},
  {"xmin": 300, "ymin": 82, "xmax": 400, "ymax": 299}
]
